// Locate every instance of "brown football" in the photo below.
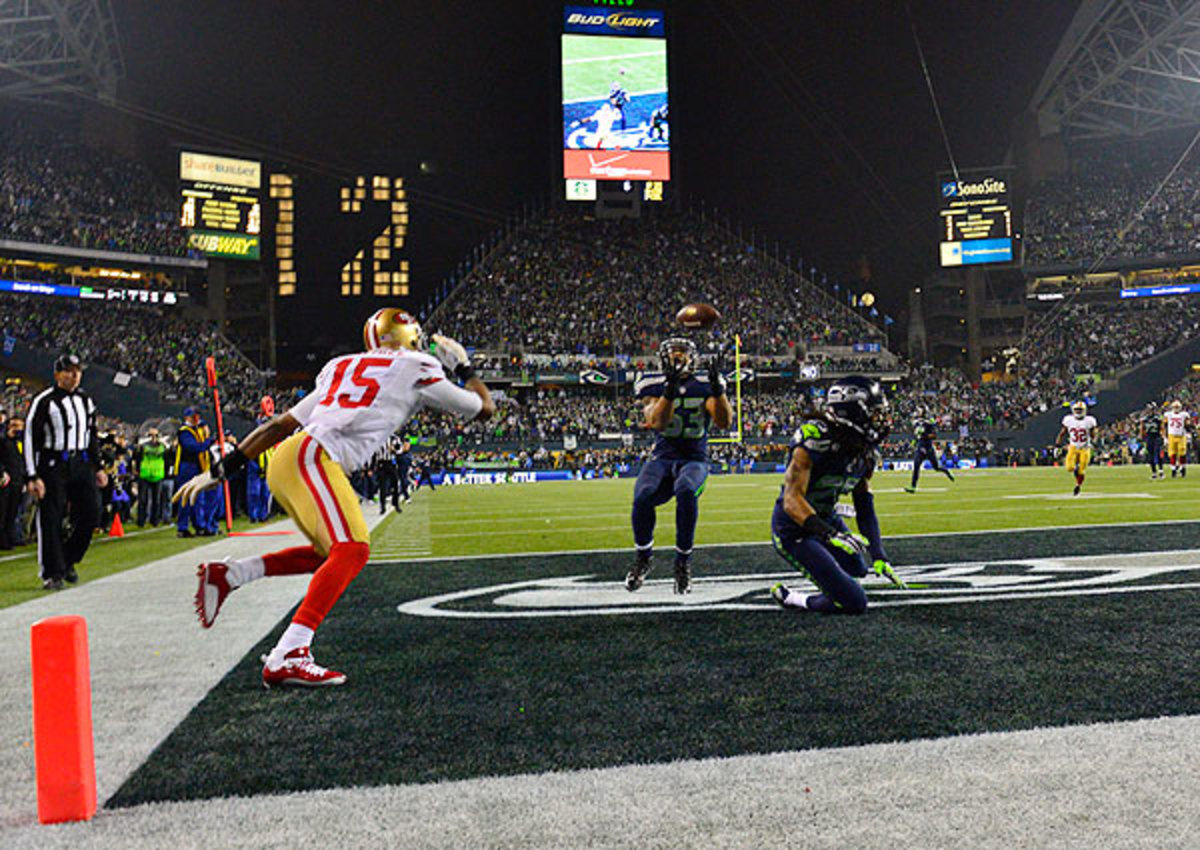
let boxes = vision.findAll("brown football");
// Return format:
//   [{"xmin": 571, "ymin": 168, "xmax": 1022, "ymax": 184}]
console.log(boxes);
[{"xmin": 676, "ymin": 302, "xmax": 721, "ymax": 329}]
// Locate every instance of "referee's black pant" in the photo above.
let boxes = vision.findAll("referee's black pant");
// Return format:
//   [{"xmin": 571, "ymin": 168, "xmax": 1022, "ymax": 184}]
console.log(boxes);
[
  {"xmin": 36, "ymin": 454, "xmax": 101, "ymax": 582},
  {"xmin": 376, "ymin": 464, "xmax": 400, "ymax": 512}
]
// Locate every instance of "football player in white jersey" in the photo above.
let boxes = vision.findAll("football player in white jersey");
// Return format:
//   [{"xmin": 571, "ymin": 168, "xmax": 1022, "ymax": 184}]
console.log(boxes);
[
  {"xmin": 1055, "ymin": 401, "xmax": 1097, "ymax": 496},
  {"xmin": 174, "ymin": 309, "xmax": 493, "ymax": 687},
  {"xmin": 1162, "ymin": 400, "xmax": 1190, "ymax": 478}
]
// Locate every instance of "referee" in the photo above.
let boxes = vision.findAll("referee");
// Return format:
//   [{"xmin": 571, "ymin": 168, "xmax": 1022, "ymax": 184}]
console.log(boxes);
[{"xmin": 25, "ymin": 354, "xmax": 107, "ymax": 590}]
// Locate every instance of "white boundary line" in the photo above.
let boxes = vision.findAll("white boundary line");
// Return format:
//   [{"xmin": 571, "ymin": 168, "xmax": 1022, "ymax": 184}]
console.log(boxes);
[{"xmin": 380, "ymin": 518, "xmax": 1200, "ymax": 565}]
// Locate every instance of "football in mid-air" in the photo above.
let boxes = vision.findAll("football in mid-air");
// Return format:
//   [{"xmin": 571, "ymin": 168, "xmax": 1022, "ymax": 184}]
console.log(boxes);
[{"xmin": 676, "ymin": 302, "xmax": 720, "ymax": 329}]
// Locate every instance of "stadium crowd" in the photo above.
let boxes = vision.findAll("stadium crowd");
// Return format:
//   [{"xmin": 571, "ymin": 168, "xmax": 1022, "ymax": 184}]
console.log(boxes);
[
  {"xmin": 0, "ymin": 118, "xmax": 188, "ymax": 257},
  {"xmin": 432, "ymin": 208, "xmax": 882, "ymax": 356},
  {"xmin": 1, "ymin": 292, "xmax": 266, "ymax": 415},
  {"xmin": 1024, "ymin": 133, "xmax": 1200, "ymax": 268}
]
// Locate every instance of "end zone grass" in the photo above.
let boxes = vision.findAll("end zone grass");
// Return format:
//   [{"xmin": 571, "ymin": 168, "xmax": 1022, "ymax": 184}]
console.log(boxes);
[{"xmin": 376, "ymin": 466, "xmax": 1200, "ymax": 559}]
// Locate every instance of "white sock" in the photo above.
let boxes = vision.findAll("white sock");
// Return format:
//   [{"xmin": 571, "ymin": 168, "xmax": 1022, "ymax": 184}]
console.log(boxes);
[
  {"xmin": 783, "ymin": 589, "xmax": 808, "ymax": 610},
  {"xmin": 268, "ymin": 623, "xmax": 314, "ymax": 665},
  {"xmin": 225, "ymin": 555, "xmax": 265, "ymax": 588}
]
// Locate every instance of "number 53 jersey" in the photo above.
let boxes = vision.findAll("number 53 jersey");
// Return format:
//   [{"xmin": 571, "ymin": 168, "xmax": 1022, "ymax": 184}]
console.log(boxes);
[
  {"xmin": 635, "ymin": 372, "xmax": 717, "ymax": 462},
  {"xmin": 289, "ymin": 348, "xmax": 482, "ymax": 471}
]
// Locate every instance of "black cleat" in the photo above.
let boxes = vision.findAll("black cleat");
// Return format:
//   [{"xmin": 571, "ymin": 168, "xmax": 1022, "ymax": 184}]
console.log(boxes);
[
  {"xmin": 64, "ymin": 567, "xmax": 78, "ymax": 584},
  {"xmin": 176, "ymin": 529, "xmax": 193, "ymax": 538},
  {"xmin": 42, "ymin": 578, "xmax": 64, "ymax": 591},
  {"xmin": 674, "ymin": 558, "xmax": 691, "ymax": 594},
  {"xmin": 625, "ymin": 553, "xmax": 652, "ymax": 592},
  {"xmin": 1073, "ymin": 484, "xmax": 1081, "ymax": 496}
]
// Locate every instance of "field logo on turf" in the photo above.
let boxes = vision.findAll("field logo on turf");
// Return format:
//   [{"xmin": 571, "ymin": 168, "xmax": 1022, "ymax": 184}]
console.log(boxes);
[{"xmin": 397, "ymin": 552, "xmax": 1200, "ymax": 619}]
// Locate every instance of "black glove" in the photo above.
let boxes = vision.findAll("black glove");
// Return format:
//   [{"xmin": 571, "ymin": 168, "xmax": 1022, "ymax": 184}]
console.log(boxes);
[
  {"xmin": 662, "ymin": 358, "xmax": 681, "ymax": 400},
  {"xmin": 707, "ymin": 353, "xmax": 727, "ymax": 397}
]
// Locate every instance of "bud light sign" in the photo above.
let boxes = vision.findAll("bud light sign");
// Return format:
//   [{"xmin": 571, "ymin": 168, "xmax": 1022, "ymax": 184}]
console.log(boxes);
[{"xmin": 564, "ymin": 6, "xmax": 665, "ymax": 37}]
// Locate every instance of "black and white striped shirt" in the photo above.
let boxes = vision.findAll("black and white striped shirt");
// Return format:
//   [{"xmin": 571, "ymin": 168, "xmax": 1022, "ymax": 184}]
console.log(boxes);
[{"xmin": 24, "ymin": 386, "xmax": 98, "ymax": 479}]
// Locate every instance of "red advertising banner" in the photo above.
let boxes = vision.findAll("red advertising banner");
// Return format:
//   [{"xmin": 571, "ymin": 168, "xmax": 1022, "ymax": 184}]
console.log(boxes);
[{"xmin": 563, "ymin": 149, "xmax": 671, "ymax": 181}]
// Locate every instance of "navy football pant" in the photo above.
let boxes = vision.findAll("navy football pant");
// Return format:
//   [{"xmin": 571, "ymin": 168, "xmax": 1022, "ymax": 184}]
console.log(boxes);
[
  {"xmin": 631, "ymin": 458, "xmax": 708, "ymax": 556},
  {"xmin": 911, "ymin": 445, "xmax": 951, "ymax": 488},
  {"xmin": 1146, "ymin": 439, "xmax": 1163, "ymax": 474},
  {"xmin": 771, "ymin": 504, "xmax": 869, "ymax": 614}
]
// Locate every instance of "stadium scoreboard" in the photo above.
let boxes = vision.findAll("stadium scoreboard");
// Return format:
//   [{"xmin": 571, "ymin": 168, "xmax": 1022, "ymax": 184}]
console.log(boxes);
[
  {"xmin": 179, "ymin": 151, "xmax": 262, "ymax": 260},
  {"xmin": 938, "ymin": 168, "xmax": 1018, "ymax": 267},
  {"xmin": 560, "ymin": 2, "xmax": 670, "ymax": 195}
]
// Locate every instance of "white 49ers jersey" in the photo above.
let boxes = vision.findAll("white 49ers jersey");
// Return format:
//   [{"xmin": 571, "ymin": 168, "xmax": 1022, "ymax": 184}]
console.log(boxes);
[
  {"xmin": 1164, "ymin": 410, "xmax": 1190, "ymax": 437},
  {"xmin": 1061, "ymin": 414, "xmax": 1097, "ymax": 449},
  {"xmin": 288, "ymin": 348, "xmax": 481, "ymax": 471}
]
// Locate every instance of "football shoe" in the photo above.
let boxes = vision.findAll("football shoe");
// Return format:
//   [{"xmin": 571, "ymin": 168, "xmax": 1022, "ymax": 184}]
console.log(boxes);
[
  {"xmin": 674, "ymin": 557, "xmax": 691, "ymax": 594},
  {"xmin": 625, "ymin": 552, "xmax": 653, "ymax": 592},
  {"xmin": 195, "ymin": 560, "xmax": 235, "ymax": 629},
  {"xmin": 261, "ymin": 647, "xmax": 346, "ymax": 688}
]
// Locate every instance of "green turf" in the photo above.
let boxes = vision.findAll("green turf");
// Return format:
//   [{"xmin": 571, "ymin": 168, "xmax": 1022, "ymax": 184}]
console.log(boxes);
[
  {"xmin": 108, "ymin": 522, "xmax": 1200, "ymax": 808},
  {"xmin": 562, "ymin": 33, "xmax": 666, "ymax": 102},
  {"xmin": 375, "ymin": 466, "xmax": 1200, "ymax": 559},
  {"xmin": 0, "ymin": 516, "xmax": 275, "ymax": 609}
]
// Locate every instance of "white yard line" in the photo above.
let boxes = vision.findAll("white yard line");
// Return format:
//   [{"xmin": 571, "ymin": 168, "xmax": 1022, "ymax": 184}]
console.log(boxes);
[{"xmin": 3, "ymin": 714, "xmax": 1198, "ymax": 849}]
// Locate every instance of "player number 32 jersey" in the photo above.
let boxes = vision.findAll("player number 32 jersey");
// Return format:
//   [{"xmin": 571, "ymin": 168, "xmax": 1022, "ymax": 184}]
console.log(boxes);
[
  {"xmin": 288, "ymin": 348, "xmax": 482, "ymax": 471},
  {"xmin": 1061, "ymin": 414, "xmax": 1097, "ymax": 449}
]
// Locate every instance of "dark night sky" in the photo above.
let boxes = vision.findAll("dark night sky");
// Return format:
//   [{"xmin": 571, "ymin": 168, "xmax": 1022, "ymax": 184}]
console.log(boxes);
[{"xmin": 110, "ymin": 1, "xmax": 1079, "ymax": 356}]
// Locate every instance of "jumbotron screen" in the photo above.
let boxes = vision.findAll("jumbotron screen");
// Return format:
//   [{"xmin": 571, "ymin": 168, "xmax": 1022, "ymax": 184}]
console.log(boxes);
[
  {"xmin": 179, "ymin": 151, "xmax": 262, "ymax": 260},
  {"xmin": 561, "ymin": 6, "xmax": 670, "ymax": 182},
  {"xmin": 938, "ymin": 168, "xmax": 1018, "ymax": 267}
]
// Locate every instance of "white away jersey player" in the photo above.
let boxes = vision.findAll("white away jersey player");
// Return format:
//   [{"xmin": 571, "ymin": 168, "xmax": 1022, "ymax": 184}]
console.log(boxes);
[
  {"xmin": 1164, "ymin": 410, "xmax": 1190, "ymax": 437},
  {"xmin": 1060, "ymin": 413, "xmax": 1097, "ymax": 448},
  {"xmin": 288, "ymin": 348, "xmax": 481, "ymax": 471}
]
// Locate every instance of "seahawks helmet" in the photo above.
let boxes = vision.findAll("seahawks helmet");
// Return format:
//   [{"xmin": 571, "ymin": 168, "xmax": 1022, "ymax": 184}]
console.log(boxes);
[
  {"xmin": 363, "ymin": 308, "xmax": 426, "ymax": 352},
  {"xmin": 823, "ymin": 376, "xmax": 890, "ymax": 445},
  {"xmin": 659, "ymin": 337, "xmax": 698, "ymax": 378}
]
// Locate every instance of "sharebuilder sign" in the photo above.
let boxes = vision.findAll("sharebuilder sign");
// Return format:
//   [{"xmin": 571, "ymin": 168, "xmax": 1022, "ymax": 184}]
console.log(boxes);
[{"xmin": 563, "ymin": 7, "xmax": 665, "ymax": 37}]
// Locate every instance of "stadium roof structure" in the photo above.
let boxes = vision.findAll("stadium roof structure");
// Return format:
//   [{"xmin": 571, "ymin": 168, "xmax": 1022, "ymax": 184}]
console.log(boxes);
[
  {"xmin": 1031, "ymin": 0, "xmax": 1200, "ymax": 140},
  {"xmin": 0, "ymin": 0, "xmax": 123, "ymax": 103}
]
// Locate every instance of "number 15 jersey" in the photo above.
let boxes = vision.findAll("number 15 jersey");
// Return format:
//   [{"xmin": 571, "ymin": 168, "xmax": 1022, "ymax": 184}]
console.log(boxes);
[
  {"xmin": 635, "ymin": 372, "xmax": 716, "ymax": 462},
  {"xmin": 289, "ymin": 348, "xmax": 482, "ymax": 471}
]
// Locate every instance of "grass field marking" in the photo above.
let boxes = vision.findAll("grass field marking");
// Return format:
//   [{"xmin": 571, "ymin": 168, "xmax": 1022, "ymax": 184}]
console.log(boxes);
[
  {"xmin": 869, "ymin": 581, "xmax": 1200, "ymax": 609},
  {"xmin": 424, "ymin": 502, "xmax": 1199, "ymax": 539},
  {"xmin": 381, "ymin": 518, "xmax": 1200, "ymax": 564},
  {"xmin": 563, "ymin": 50, "xmax": 664, "ymax": 65},
  {"xmin": 396, "ymin": 553, "xmax": 1200, "ymax": 619},
  {"xmin": 1002, "ymin": 492, "xmax": 1159, "ymax": 500}
]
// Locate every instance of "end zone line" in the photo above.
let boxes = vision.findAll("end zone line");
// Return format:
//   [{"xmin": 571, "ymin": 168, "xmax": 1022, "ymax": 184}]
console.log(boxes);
[{"xmin": 376, "ymin": 518, "xmax": 1200, "ymax": 565}]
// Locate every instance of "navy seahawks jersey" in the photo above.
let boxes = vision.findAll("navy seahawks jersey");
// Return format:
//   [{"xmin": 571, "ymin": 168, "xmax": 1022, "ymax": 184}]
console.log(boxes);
[
  {"xmin": 635, "ymin": 372, "xmax": 715, "ymax": 462},
  {"xmin": 775, "ymin": 418, "xmax": 876, "ymax": 524},
  {"xmin": 916, "ymin": 421, "xmax": 937, "ymax": 449}
]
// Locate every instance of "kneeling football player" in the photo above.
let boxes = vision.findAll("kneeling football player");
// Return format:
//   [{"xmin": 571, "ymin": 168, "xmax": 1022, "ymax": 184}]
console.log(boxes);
[
  {"xmin": 770, "ymin": 376, "xmax": 905, "ymax": 614},
  {"xmin": 175, "ymin": 310, "xmax": 493, "ymax": 687},
  {"xmin": 626, "ymin": 338, "xmax": 733, "ymax": 594}
]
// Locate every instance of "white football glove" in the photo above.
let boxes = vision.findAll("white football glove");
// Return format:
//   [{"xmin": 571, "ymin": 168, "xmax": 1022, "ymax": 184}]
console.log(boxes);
[
  {"xmin": 172, "ymin": 470, "xmax": 219, "ymax": 507},
  {"xmin": 430, "ymin": 333, "xmax": 470, "ymax": 375}
]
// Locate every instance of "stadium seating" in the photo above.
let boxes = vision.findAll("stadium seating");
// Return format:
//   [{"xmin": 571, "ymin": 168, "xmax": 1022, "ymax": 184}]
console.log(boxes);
[
  {"xmin": 430, "ymin": 207, "xmax": 885, "ymax": 356},
  {"xmin": 0, "ymin": 118, "xmax": 188, "ymax": 257},
  {"xmin": 1, "ymin": 292, "xmax": 266, "ymax": 417},
  {"xmin": 1024, "ymin": 132, "xmax": 1200, "ymax": 268}
]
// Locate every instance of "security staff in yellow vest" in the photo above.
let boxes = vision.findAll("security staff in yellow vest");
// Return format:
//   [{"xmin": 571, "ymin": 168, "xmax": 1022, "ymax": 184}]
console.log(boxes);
[
  {"xmin": 175, "ymin": 408, "xmax": 215, "ymax": 537},
  {"xmin": 135, "ymin": 427, "xmax": 170, "ymax": 527}
]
